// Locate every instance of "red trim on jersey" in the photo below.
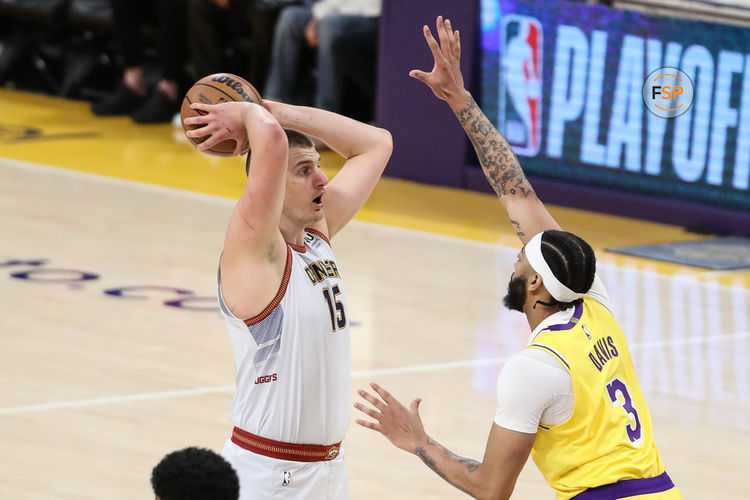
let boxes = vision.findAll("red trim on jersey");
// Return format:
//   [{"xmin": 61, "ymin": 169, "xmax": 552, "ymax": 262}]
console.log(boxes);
[
  {"xmin": 305, "ymin": 227, "xmax": 331, "ymax": 247},
  {"xmin": 231, "ymin": 427, "xmax": 341, "ymax": 462},
  {"xmin": 243, "ymin": 246, "xmax": 293, "ymax": 326},
  {"xmin": 288, "ymin": 241, "xmax": 306, "ymax": 253}
]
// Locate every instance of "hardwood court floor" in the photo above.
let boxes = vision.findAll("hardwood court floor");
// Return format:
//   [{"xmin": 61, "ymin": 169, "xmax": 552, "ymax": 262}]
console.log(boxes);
[{"xmin": 1, "ymin": 89, "xmax": 748, "ymax": 498}]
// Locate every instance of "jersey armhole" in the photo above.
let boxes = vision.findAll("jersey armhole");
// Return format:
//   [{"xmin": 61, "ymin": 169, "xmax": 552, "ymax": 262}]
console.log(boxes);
[
  {"xmin": 244, "ymin": 245, "xmax": 293, "ymax": 326},
  {"xmin": 218, "ymin": 246, "xmax": 293, "ymax": 325}
]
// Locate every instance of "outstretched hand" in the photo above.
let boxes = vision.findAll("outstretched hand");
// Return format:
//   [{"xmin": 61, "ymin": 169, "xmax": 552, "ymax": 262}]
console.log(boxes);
[
  {"xmin": 354, "ymin": 382, "xmax": 428, "ymax": 454},
  {"xmin": 184, "ymin": 101, "xmax": 255, "ymax": 156},
  {"xmin": 409, "ymin": 16, "xmax": 467, "ymax": 104}
]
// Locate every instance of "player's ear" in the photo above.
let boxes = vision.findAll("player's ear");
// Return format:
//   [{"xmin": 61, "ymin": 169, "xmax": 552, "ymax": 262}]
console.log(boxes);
[{"xmin": 527, "ymin": 272, "xmax": 544, "ymax": 292}]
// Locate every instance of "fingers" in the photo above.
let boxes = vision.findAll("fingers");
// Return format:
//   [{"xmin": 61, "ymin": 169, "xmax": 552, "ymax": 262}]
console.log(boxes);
[
  {"xmin": 435, "ymin": 15, "xmax": 452, "ymax": 61},
  {"xmin": 409, "ymin": 397, "xmax": 422, "ymax": 414},
  {"xmin": 183, "ymin": 114, "xmax": 210, "ymax": 127},
  {"xmin": 370, "ymin": 382, "xmax": 396, "ymax": 405},
  {"xmin": 190, "ymin": 102, "xmax": 216, "ymax": 113},
  {"xmin": 445, "ymin": 19, "xmax": 458, "ymax": 59},
  {"xmin": 184, "ymin": 103, "xmax": 215, "ymax": 132},
  {"xmin": 454, "ymin": 30, "xmax": 461, "ymax": 61},
  {"xmin": 355, "ymin": 418, "xmax": 381, "ymax": 431},
  {"xmin": 445, "ymin": 19, "xmax": 454, "ymax": 49},
  {"xmin": 442, "ymin": 18, "xmax": 461, "ymax": 65},
  {"xmin": 422, "ymin": 25, "xmax": 442, "ymax": 62},
  {"xmin": 357, "ymin": 389, "xmax": 386, "ymax": 411},
  {"xmin": 353, "ymin": 389, "xmax": 385, "ymax": 433},
  {"xmin": 354, "ymin": 400, "xmax": 382, "ymax": 420},
  {"xmin": 185, "ymin": 125, "xmax": 212, "ymax": 138},
  {"xmin": 408, "ymin": 69, "xmax": 429, "ymax": 84},
  {"xmin": 196, "ymin": 130, "xmax": 227, "ymax": 151}
]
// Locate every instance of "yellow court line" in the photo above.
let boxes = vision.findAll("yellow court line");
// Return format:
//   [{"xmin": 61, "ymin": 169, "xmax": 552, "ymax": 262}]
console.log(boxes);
[{"xmin": 2, "ymin": 88, "xmax": 748, "ymax": 288}]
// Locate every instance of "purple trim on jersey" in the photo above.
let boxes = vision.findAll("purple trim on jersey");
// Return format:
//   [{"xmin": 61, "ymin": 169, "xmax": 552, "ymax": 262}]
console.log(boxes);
[
  {"xmin": 538, "ymin": 424, "xmax": 550, "ymax": 431},
  {"xmin": 530, "ymin": 344, "xmax": 570, "ymax": 370},
  {"xmin": 546, "ymin": 302, "xmax": 583, "ymax": 331},
  {"xmin": 572, "ymin": 472, "xmax": 674, "ymax": 499}
]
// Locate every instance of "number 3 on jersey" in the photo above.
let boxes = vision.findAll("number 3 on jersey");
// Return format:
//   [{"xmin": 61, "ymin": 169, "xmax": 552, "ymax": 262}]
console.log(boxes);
[
  {"xmin": 606, "ymin": 378, "xmax": 643, "ymax": 446},
  {"xmin": 323, "ymin": 285, "xmax": 346, "ymax": 332}
]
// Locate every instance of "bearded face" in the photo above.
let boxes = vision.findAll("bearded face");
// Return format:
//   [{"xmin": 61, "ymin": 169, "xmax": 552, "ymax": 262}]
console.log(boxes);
[{"xmin": 503, "ymin": 273, "xmax": 527, "ymax": 312}]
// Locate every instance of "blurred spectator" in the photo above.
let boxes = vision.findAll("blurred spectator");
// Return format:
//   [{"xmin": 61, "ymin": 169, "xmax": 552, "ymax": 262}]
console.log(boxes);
[
  {"xmin": 151, "ymin": 447, "xmax": 239, "ymax": 500},
  {"xmin": 91, "ymin": 0, "xmax": 186, "ymax": 124},
  {"xmin": 187, "ymin": 0, "xmax": 301, "ymax": 87},
  {"xmin": 264, "ymin": 0, "xmax": 380, "ymax": 116},
  {"xmin": 331, "ymin": 12, "xmax": 378, "ymax": 122}
]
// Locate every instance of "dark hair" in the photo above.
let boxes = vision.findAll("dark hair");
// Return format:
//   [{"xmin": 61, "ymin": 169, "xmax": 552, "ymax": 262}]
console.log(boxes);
[
  {"xmin": 540, "ymin": 230, "xmax": 596, "ymax": 306},
  {"xmin": 151, "ymin": 447, "xmax": 239, "ymax": 500},
  {"xmin": 245, "ymin": 129, "xmax": 315, "ymax": 175}
]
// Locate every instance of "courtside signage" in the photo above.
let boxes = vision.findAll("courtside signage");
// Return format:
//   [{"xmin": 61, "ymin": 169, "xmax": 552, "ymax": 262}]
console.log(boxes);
[{"xmin": 481, "ymin": 0, "xmax": 750, "ymax": 211}]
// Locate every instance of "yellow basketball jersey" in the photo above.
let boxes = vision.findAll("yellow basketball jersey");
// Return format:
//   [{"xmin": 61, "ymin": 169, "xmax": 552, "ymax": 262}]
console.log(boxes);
[{"xmin": 529, "ymin": 296, "xmax": 665, "ymax": 499}]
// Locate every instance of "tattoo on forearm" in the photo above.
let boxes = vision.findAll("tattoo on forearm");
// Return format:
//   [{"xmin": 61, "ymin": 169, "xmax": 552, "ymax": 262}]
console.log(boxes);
[
  {"xmin": 457, "ymin": 97, "xmax": 535, "ymax": 200},
  {"xmin": 414, "ymin": 438, "xmax": 482, "ymax": 496},
  {"xmin": 415, "ymin": 446, "xmax": 474, "ymax": 496},
  {"xmin": 427, "ymin": 437, "xmax": 481, "ymax": 473},
  {"xmin": 510, "ymin": 219, "xmax": 525, "ymax": 237},
  {"xmin": 459, "ymin": 457, "xmax": 482, "ymax": 472}
]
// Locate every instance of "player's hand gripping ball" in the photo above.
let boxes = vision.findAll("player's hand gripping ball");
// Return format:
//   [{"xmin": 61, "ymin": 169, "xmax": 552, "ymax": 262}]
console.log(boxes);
[{"xmin": 180, "ymin": 73, "xmax": 263, "ymax": 157}]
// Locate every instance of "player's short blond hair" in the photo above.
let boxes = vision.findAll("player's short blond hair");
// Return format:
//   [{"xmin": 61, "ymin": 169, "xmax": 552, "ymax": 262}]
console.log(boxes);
[{"xmin": 245, "ymin": 129, "xmax": 314, "ymax": 176}]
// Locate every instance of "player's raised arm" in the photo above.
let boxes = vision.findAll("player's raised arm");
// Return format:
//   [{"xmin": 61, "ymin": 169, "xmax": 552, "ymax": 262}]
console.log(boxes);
[
  {"xmin": 410, "ymin": 16, "xmax": 560, "ymax": 244},
  {"xmin": 185, "ymin": 101, "xmax": 288, "ymax": 257},
  {"xmin": 264, "ymin": 100, "xmax": 392, "ymax": 239}
]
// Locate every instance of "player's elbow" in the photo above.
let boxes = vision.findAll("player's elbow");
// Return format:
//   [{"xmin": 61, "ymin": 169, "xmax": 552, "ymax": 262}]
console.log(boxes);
[
  {"xmin": 257, "ymin": 118, "xmax": 286, "ymax": 141},
  {"xmin": 360, "ymin": 126, "xmax": 392, "ymax": 155},
  {"xmin": 252, "ymin": 121, "xmax": 287, "ymax": 154},
  {"xmin": 473, "ymin": 478, "xmax": 514, "ymax": 500},
  {"xmin": 476, "ymin": 489, "xmax": 511, "ymax": 500},
  {"xmin": 369, "ymin": 128, "xmax": 393, "ymax": 168},
  {"xmin": 377, "ymin": 128, "xmax": 393, "ymax": 154}
]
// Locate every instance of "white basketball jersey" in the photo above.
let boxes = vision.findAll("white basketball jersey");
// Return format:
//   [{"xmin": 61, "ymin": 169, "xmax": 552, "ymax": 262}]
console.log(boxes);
[{"xmin": 218, "ymin": 229, "xmax": 351, "ymax": 445}]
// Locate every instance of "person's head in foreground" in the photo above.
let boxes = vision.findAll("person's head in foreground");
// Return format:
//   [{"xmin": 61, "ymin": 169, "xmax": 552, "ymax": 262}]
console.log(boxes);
[{"xmin": 151, "ymin": 446, "xmax": 239, "ymax": 500}]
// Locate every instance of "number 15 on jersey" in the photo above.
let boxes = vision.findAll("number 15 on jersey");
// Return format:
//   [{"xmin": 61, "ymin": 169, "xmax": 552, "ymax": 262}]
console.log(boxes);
[{"xmin": 323, "ymin": 285, "xmax": 347, "ymax": 332}]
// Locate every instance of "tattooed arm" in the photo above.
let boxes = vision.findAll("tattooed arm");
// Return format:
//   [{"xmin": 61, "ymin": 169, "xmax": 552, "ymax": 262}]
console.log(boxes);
[
  {"xmin": 355, "ymin": 383, "xmax": 535, "ymax": 500},
  {"xmin": 410, "ymin": 16, "xmax": 560, "ymax": 244},
  {"xmin": 455, "ymin": 96, "xmax": 534, "ymax": 200},
  {"xmin": 451, "ymin": 95, "xmax": 559, "ymax": 243}
]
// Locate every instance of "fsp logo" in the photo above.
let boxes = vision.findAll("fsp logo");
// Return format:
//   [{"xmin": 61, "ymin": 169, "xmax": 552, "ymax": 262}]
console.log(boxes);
[{"xmin": 642, "ymin": 67, "xmax": 694, "ymax": 118}]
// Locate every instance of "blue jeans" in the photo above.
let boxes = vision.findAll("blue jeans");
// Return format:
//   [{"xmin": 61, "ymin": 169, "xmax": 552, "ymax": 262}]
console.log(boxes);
[{"xmin": 264, "ymin": 5, "xmax": 376, "ymax": 113}]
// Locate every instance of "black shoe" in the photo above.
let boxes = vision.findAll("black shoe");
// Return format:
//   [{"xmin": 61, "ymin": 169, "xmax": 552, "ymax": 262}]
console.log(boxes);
[
  {"xmin": 131, "ymin": 89, "xmax": 178, "ymax": 124},
  {"xmin": 91, "ymin": 83, "xmax": 147, "ymax": 116}
]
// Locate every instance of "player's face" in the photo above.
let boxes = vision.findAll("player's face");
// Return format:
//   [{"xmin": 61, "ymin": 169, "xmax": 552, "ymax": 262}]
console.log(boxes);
[
  {"xmin": 504, "ymin": 247, "xmax": 530, "ymax": 312},
  {"xmin": 283, "ymin": 146, "xmax": 328, "ymax": 226}
]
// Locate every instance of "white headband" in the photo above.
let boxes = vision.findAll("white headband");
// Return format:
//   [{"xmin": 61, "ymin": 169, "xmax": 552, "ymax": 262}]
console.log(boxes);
[{"xmin": 525, "ymin": 232, "xmax": 583, "ymax": 303}]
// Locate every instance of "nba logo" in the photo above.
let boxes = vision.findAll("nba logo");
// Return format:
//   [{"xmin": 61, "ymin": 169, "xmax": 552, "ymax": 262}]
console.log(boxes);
[{"xmin": 499, "ymin": 15, "xmax": 542, "ymax": 156}]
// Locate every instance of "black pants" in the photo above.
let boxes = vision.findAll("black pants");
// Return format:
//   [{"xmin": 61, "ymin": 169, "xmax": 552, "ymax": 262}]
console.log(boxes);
[
  {"xmin": 331, "ymin": 17, "xmax": 378, "ymax": 121},
  {"xmin": 187, "ymin": 0, "xmax": 283, "ymax": 86},
  {"xmin": 110, "ymin": 0, "xmax": 186, "ymax": 82}
]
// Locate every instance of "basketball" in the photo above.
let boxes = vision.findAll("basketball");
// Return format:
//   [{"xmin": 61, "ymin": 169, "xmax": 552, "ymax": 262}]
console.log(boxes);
[{"xmin": 180, "ymin": 73, "xmax": 263, "ymax": 157}]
